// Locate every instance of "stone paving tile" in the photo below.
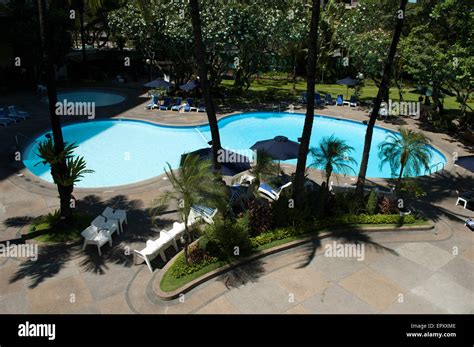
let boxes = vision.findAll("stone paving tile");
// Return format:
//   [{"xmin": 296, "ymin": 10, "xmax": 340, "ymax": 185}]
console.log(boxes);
[
  {"xmin": 269, "ymin": 267, "xmax": 330, "ymax": 303},
  {"xmin": 368, "ymin": 253, "xmax": 434, "ymax": 290},
  {"xmin": 432, "ymin": 234, "xmax": 472, "ymax": 256},
  {"xmin": 25, "ymin": 275, "xmax": 93, "ymax": 314},
  {"xmin": 438, "ymin": 257, "xmax": 474, "ymax": 291},
  {"xmin": 411, "ymin": 272, "xmax": 473, "ymax": 314},
  {"xmin": 97, "ymin": 293, "xmax": 134, "ymax": 314},
  {"xmin": 195, "ymin": 296, "xmax": 240, "ymax": 314},
  {"xmin": 81, "ymin": 264, "xmax": 135, "ymax": 302},
  {"xmin": 224, "ymin": 279, "xmax": 296, "ymax": 314},
  {"xmin": 382, "ymin": 292, "xmax": 448, "ymax": 314},
  {"xmin": 284, "ymin": 304, "xmax": 311, "ymax": 314},
  {"xmin": 0, "ymin": 263, "xmax": 25, "ymax": 297},
  {"xmin": 338, "ymin": 267, "xmax": 406, "ymax": 312},
  {"xmin": 309, "ymin": 255, "xmax": 366, "ymax": 283},
  {"xmin": 461, "ymin": 247, "xmax": 474, "ymax": 263},
  {"xmin": 301, "ymin": 284, "xmax": 376, "ymax": 314},
  {"xmin": 0, "ymin": 292, "xmax": 28, "ymax": 314},
  {"xmin": 395, "ymin": 242, "xmax": 455, "ymax": 272}
]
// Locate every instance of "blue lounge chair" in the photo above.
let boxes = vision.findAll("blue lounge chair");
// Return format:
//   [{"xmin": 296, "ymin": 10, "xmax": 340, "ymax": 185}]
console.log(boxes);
[
  {"xmin": 258, "ymin": 182, "xmax": 292, "ymax": 201},
  {"xmin": 159, "ymin": 97, "xmax": 172, "ymax": 110},
  {"xmin": 336, "ymin": 95, "xmax": 344, "ymax": 106},
  {"xmin": 299, "ymin": 92, "xmax": 308, "ymax": 104},
  {"xmin": 315, "ymin": 93, "xmax": 325, "ymax": 106},
  {"xmin": 190, "ymin": 205, "xmax": 217, "ymax": 224},
  {"xmin": 8, "ymin": 105, "xmax": 29, "ymax": 120},
  {"xmin": 325, "ymin": 93, "xmax": 335, "ymax": 105},
  {"xmin": 146, "ymin": 95, "xmax": 159, "ymax": 109},
  {"xmin": 171, "ymin": 97, "xmax": 183, "ymax": 111},
  {"xmin": 186, "ymin": 98, "xmax": 194, "ymax": 107},
  {"xmin": 349, "ymin": 95, "xmax": 359, "ymax": 107},
  {"xmin": 197, "ymin": 101, "xmax": 206, "ymax": 112}
]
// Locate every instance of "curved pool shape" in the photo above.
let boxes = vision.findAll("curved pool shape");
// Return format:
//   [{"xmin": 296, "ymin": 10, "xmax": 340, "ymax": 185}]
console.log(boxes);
[
  {"xmin": 56, "ymin": 90, "xmax": 125, "ymax": 107},
  {"xmin": 23, "ymin": 113, "xmax": 446, "ymax": 188}
]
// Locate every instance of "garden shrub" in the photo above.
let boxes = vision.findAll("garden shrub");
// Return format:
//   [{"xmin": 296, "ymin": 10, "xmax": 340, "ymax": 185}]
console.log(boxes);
[
  {"xmin": 248, "ymin": 200, "xmax": 274, "ymax": 236},
  {"xmin": 323, "ymin": 214, "xmax": 416, "ymax": 226},
  {"xmin": 203, "ymin": 217, "xmax": 252, "ymax": 258},
  {"xmin": 170, "ymin": 251, "xmax": 219, "ymax": 279},
  {"xmin": 366, "ymin": 189, "xmax": 378, "ymax": 215}
]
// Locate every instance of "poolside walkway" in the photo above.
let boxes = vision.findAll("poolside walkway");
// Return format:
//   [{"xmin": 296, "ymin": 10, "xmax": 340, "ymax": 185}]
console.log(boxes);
[{"xmin": 0, "ymin": 84, "xmax": 472, "ymax": 314}]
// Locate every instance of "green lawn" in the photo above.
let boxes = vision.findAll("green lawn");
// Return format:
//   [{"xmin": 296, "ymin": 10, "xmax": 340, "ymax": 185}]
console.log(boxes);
[
  {"xmin": 220, "ymin": 78, "xmax": 472, "ymax": 113},
  {"xmin": 28, "ymin": 213, "xmax": 93, "ymax": 243}
]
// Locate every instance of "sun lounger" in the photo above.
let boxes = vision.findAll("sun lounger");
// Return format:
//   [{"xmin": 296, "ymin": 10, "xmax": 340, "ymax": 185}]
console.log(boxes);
[
  {"xmin": 81, "ymin": 225, "xmax": 112, "ymax": 256},
  {"xmin": 171, "ymin": 97, "xmax": 183, "ymax": 111},
  {"xmin": 134, "ymin": 231, "xmax": 173, "ymax": 272},
  {"xmin": 465, "ymin": 218, "xmax": 474, "ymax": 231},
  {"xmin": 258, "ymin": 181, "xmax": 292, "ymax": 201},
  {"xmin": 299, "ymin": 92, "xmax": 308, "ymax": 104},
  {"xmin": 315, "ymin": 93, "xmax": 325, "ymax": 106},
  {"xmin": 348, "ymin": 95, "xmax": 359, "ymax": 107},
  {"xmin": 190, "ymin": 205, "xmax": 217, "ymax": 224},
  {"xmin": 146, "ymin": 95, "xmax": 159, "ymax": 109},
  {"xmin": 336, "ymin": 95, "xmax": 344, "ymax": 106},
  {"xmin": 0, "ymin": 108, "xmax": 20, "ymax": 123},
  {"xmin": 8, "ymin": 105, "xmax": 29, "ymax": 120},
  {"xmin": 456, "ymin": 191, "xmax": 474, "ymax": 209},
  {"xmin": 159, "ymin": 97, "xmax": 172, "ymax": 110},
  {"xmin": 195, "ymin": 101, "xmax": 206, "ymax": 112},
  {"xmin": 101, "ymin": 207, "xmax": 127, "ymax": 233},
  {"xmin": 325, "ymin": 93, "xmax": 335, "ymax": 105}
]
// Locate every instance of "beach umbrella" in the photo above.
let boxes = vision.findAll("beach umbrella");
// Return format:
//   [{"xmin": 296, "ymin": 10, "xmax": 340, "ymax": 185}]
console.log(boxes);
[
  {"xmin": 180, "ymin": 147, "xmax": 251, "ymax": 177},
  {"xmin": 179, "ymin": 80, "xmax": 199, "ymax": 92},
  {"xmin": 455, "ymin": 155, "xmax": 474, "ymax": 173},
  {"xmin": 336, "ymin": 77, "xmax": 357, "ymax": 99},
  {"xmin": 250, "ymin": 136, "xmax": 300, "ymax": 175},
  {"xmin": 144, "ymin": 78, "xmax": 171, "ymax": 89}
]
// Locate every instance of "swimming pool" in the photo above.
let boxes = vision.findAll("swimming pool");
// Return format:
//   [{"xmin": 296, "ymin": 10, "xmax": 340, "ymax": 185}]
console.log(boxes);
[
  {"xmin": 55, "ymin": 90, "xmax": 125, "ymax": 107},
  {"xmin": 22, "ymin": 112, "xmax": 447, "ymax": 188}
]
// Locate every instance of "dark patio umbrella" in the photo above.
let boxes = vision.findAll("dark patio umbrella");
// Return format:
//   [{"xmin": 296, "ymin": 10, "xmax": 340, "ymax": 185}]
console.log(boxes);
[
  {"xmin": 250, "ymin": 136, "xmax": 300, "ymax": 175},
  {"xmin": 455, "ymin": 155, "xmax": 474, "ymax": 173},
  {"xmin": 180, "ymin": 147, "xmax": 251, "ymax": 177},
  {"xmin": 337, "ymin": 77, "xmax": 357, "ymax": 99},
  {"xmin": 144, "ymin": 78, "xmax": 171, "ymax": 89},
  {"xmin": 179, "ymin": 80, "xmax": 199, "ymax": 92}
]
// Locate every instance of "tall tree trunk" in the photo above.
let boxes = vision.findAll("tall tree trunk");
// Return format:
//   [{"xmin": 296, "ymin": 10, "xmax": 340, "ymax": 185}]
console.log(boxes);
[
  {"xmin": 293, "ymin": 0, "xmax": 321, "ymax": 205},
  {"xmin": 189, "ymin": 0, "xmax": 222, "ymax": 171},
  {"xmin": 79, "ymin": 2, "xmax": 87, "ymax": 63},
  {"xmin": 396, "ymin": 162, "xmax": 405, "ymax": 190},
  {"xmin": 355, "ymin": 0, "xmax": 408, "ymax": 203},
  {"xmin": 38, "ymin": 0, "xmax": 72, "ymax": 220}
]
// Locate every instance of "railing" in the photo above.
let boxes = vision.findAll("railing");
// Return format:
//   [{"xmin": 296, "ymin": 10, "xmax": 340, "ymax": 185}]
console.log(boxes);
[
  {"xmin": 424, "ymin": 161, "xmax": 445, "ymax": 176},
  {"xmin": 194, "ymin": 128, "xmax": 211, "ymax": 147}
]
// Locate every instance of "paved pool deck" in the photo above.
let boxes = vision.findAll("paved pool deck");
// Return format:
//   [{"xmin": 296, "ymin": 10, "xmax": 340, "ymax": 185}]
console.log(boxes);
[{"xmin": 0, "ymin": 84, "xmax": 472, "ymax": 314}]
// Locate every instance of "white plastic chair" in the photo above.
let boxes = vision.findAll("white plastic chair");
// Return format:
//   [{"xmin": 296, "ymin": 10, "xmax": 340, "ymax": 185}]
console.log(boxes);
[
  {"xmin": 101, "ymin": 207, "xmax": 127, "ymax": 233},
  {"xmin": 134, "ymin": 231, "xmax": 173, "ymax": 272},
  {"xmin": 81, "ymin": 225, "xmax": 112, "ymax": 256},
  {"xmin": 258, "ymin": 181, "xmax": 292, "ymax": 201},
  {"xmin": 91, "ymin": 215, "xmax": 119, "ymax": 237}
]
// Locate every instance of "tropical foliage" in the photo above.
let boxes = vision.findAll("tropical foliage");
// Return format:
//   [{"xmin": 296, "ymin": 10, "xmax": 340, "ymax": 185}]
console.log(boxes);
[{"xmin": 378, "ymin": 127, "xmax": 432, "ymax": 188}]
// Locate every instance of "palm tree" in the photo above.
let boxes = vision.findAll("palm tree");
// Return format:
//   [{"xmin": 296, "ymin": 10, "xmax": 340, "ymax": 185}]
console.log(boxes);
[
  {"xmin": 309, "ymin": 135, "xmax": 357, "ymax": 190},
  {"xmin": 378, "ymin": 127, "xmax": 432, "ymax": 190},
  {"xmin": 249, "ymin": 150, "xmax": 278, "ymax": 186},
  {"xmin": 152, "ymin": 154, "xmax": 226, "ymax": 264},
  {"xmin": 37, "ymin": 0, "xmax": 70, "ymax": 220},
  {"xmin": 36, "ymin": 139, "xmax": 94, "ymax": 220},
  {"xmin": 354, "ymin": 0, "xmax": 408, "ymax": 202},
  {"xmin": 293, "ymin": 0, "xmax": 321, "ymax": 205},
  {"xmin": 188, "ymin": 0, "xmax": 222, "ymax": 171}
]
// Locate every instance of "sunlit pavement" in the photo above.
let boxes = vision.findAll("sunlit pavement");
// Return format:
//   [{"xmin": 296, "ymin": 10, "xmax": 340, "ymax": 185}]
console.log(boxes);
[{"xmin": 0, "ymin": 87, "xmax": 473, "ymax": 314}]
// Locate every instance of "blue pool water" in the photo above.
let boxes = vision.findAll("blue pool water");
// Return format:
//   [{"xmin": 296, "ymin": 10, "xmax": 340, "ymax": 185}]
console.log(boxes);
[
  {"xmin": 55, "ymin": 91, "xmax": 125, "ymax": 107},
  {"xmin": 23, "ymin": 113, "xmax": 446, "ymax": 188}
]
